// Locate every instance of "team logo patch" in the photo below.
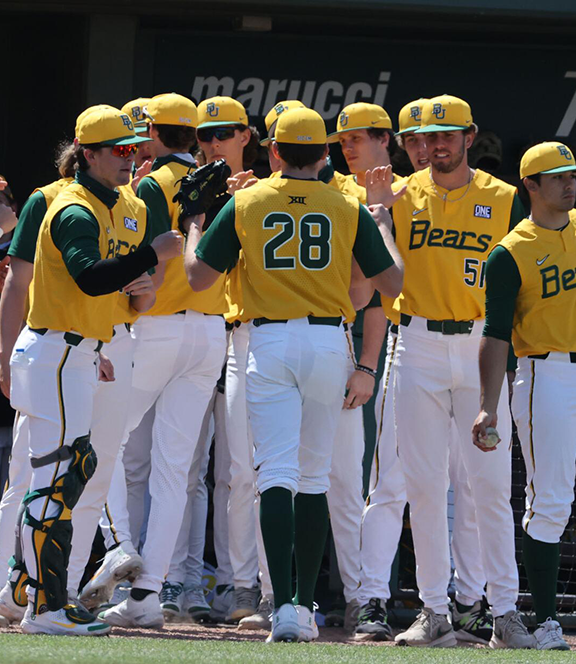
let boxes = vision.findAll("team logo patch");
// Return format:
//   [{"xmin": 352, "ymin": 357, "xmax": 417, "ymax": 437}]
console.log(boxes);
[
  {"xmin": 289, "ymin": 196, "xmax": 306, "ymax": 205},
  {"xmin": 339, "ymin": 111, "xmax": 349, "ymax": 128},
  {"xmin": 432, "ymin": 103, "xmax": 445, "ymax": 120},
  {"xmin": 474, "ymin": 204, "xmax": 492, "ymax": 219},
  {"xmin": 557, "ymin": 145, "xmax": 573, "ymax": 161},
  {"xmin": 297, "ymin": 135, "xmax": 312, "ymax": 142},
  {"xmin": 131, "ymin": 106, "xmax": 143, "ymax": 120},
  {"xmin": 206, "ymin": 102, "xmax": 219, "ymax": 117},
  {"xmin": 410, "ymin": 105, "xmax": 422, "ymax": 121},
  {"xmin": 124, "ymin": 217, "xmax": 138, "ymax": 232},
  {"xmin": 120, "ymin": 114, "xmax": 134, "ymax": 130},
  {"xmin": 274, "ymin": 103, "xmax": 286, "ymax": 116}
]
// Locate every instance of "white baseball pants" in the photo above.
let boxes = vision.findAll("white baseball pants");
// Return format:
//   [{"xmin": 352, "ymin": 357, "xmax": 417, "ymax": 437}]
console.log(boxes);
[{"xmin": 394, "ymin": 316, "xmax": 518, "ymax": 617}]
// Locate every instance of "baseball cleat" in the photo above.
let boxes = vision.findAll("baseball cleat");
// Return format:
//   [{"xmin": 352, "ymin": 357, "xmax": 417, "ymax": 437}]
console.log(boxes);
[
  {"xmin": 20, "ymin": 603, "xmax": 111, "ymax": 636},
  {"xmin": 238, "ymin": 596, "xmax": 273, "ymax": 631},
  {"xmin": 395, "ymin": 607, "xmax": 457, "ymax": 647},
  {"xmin": 99, "ymin": 592, "xmax": 164, "ymax": 629},
  {"xmin": 207, "ymin": 583, "xmax": 234, "ymax": 623},
  {"xmin": 159, "ymin": 581, "xmax": 184, "ymax": 622},
  {"xmin": 451, "ymin": 596, "xmax": 492, "ymax": 645},
  {"xmin": 534, "ymin": 618, "xmax": 570, "ymax": 650},
  {"xmin": 80, "ymin": 543, "xmax": 143, "ymax": 610},
  {"xmin": 266, "ymin": 603, "xmax": 300, "ymax": 643},
  {"xmin": 296, "ymin": 603, "xmax": 319, "ymax": 642},
  {"xmin": 344, "ymin": 599, "xmax": 361, "ymax": 634},
  {"xmin": 184, "ymin": 585, "xmax": 211, "ymax": 623},
  {"xmin": 0, "ymin": 582, "xmax": 26, "ymax": 624},
  {"xmin": 490, "ymin": 610, "xmax": 535, "ymax": 649},
  {"xmin": 225, "ymin": 585, "xmax": 261, "ymax": 623},
  {"xmin": 324, "ymin": 596, "xmax": 345, "ymax": 628},
  {"xmin": 354, "ymin": 598, "xmax": 393, "ymax": 641}
]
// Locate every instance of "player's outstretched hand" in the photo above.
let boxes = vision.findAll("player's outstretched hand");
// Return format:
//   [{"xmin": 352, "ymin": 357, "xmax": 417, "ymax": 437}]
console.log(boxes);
[
  {"xmin": 368, "ymin": 203, "xmax": 393, "ymax": 231},
  {"xmin": 343, "ymin": 369, "xmax": 376, "ymax": 409},
  {"xmin": 472, "ymin": 410, "xmax": 499, "ymax": 452},
  {"xmin": 227, "ymin": 170, "xmax": 257, "ymax": 195},
  {"xmin": 131, "ymin": 159, "xmax": 153, "ymax": 193},
  {"xmin": 365, "ymin": 165, "xmax": 406, "ymax": 208},
  {"xmin": 0, "ymin": 203, "xmax": 17, "ymax": 236},
  {"xmin": 124, "ymin": 272, "xmax": 155, "ymax": 297},
  {"xmin": 151, "ymin": 230, "xmax": 183, "ymax": 261},
  {"xmin": 97, "ymin": 353, "xmax": 115, "ymax": 382}
]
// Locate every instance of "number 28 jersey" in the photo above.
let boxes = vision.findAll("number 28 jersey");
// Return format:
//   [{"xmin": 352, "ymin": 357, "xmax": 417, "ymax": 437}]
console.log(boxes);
[{"xmin": 390, "ymin": 167, "xmax": 517, "ymax": 321}]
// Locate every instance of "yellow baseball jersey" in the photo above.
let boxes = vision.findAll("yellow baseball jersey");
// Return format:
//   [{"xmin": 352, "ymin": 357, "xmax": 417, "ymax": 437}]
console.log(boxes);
[
  {"xmin": 390, "ymin": 168, "xmax": 516, "ymax": 321},
  {"xmin": 143, "ymin": 162, "xmax": 227, "ymax": 316},
  {"xmin": 27, "ymin": 183, "xmax": 123, "ymax": 342},
  {"xmin": 33, "ymin": 177, "xmax": 74, "ymax": 207},
  {"xmin": 497, "ymin": 216, "xmax": 576, "ymax": 356},
  {"xmin": 330, "ymin": 171, "xmax": 367, "ymax": 204},
  {"xmin": 232, "ymin": 178, "xmax": 360, "ymax": 322}
]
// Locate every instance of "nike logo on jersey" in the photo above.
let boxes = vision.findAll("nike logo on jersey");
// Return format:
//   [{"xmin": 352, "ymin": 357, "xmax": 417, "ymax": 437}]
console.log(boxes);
[
  {"xmin": 536, "ymin": 255, "xmax": 550, "ymax": 266},
  {"xmin": 412, "ymin": 207, "xmax": 427, "ymax": 216}
]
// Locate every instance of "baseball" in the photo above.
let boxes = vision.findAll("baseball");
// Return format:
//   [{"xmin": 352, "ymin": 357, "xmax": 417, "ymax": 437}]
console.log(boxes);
[{"xmin": 483, "ymin": 426, "xmax": 501, "ymax": 448}]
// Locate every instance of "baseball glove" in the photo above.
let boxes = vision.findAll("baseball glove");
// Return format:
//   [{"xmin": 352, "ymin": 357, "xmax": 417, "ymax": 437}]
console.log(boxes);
[{"xmin": 173, "ymin": 159, "xmax": 231, "ymax": 232}]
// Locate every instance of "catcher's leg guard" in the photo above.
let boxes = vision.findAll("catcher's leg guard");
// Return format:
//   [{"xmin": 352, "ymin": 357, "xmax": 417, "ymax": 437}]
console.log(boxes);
[{"xmin": 23, "ymin": 434, "xmax": 97, "ymax": 613}]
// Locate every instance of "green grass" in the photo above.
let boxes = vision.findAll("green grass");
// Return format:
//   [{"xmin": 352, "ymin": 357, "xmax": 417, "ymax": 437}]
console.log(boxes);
[{"xmin": 0, "ymin": 634, "xmax": 572, "ymax": 664}]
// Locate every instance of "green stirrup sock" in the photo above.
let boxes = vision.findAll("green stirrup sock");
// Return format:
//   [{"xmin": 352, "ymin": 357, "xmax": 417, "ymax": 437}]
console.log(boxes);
[
  {"xmin": 522, "ymin": 529, "xmax": 560, "ymax": 623},
  {"xmin": 293, "ymin": 492, "xmax": 329, "ymax": 611},
  {"xmin": 260, "ymin": 487, "xmax": 294, "ymax": 608}
]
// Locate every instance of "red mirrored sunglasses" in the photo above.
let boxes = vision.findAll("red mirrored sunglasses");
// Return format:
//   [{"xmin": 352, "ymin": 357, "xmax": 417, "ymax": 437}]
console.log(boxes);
[{"xmin": 110, "ymin": 144, "xmax": 139, "ymax": 158}]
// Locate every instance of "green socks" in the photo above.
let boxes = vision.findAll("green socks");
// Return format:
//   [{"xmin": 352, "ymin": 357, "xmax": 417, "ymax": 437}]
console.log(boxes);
[
  {"xmin": 260, "ymin": 487, "xmax": 294, "ymax": 607},
  {"xmin": 522, "ymin": 529, "xmax": 560, "ymax": 623},
  {"xmin": 294, "ymin": 493, "xmax": 330, "ymax": 611}
]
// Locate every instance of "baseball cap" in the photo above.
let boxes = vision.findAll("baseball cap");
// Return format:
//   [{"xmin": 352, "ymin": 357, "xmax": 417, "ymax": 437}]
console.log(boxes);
[
  {"xmin": 520, "ymin": 142, "xmax": 576, "ymax": 178},
  {"xmin": 75, "ymin": 105, "xmax": 114, "ymax": 138},
  {"xmin": 275, "ymin": 108, "xmax": 327, "ymax": 145},
  {"xmin": 416, "ymin": 95, "xmax": 473, "ymax": 133},
  {"xmin": 396, "ymin": 98, "xmax": 429, "ymax": 135},
  {"xmin": 327, "ymin": 103, "xmax": 392, "ymax": 143},
  {"xmin": 145, "ymin": 93, "xmax": 198, "ymax": 127},
  {"xmin": 197, "ymin": 97, "xmax": 248, "ymax": 129},
  {"xmin": 261, "ymin": 100, "xmax": 306, "ymax": 146},
  {"xmin": 121, "ymin": 97, "xmax": 151, "ymax": 134},
  {"xmin": 76, "ymin": 107, "xmax": 151, "ymax": 146}
]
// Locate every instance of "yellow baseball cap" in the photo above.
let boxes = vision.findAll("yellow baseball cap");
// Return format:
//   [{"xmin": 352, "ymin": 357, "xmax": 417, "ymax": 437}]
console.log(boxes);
[
  {"xmin": 327, "ymin": 103, "xmax": 392, "ymax": 143},
  {"xmin": 75, "ymin": 105, "xmax": 114, "ymax": 138},
  {"xmin": 261, "ymin": 100, "xmax": 307, "ymax": 146},
  {"xmin": 197, "ymin": 97, "xmax": 248, "ymax": 129},
  {"xmin": 145, "ymin": 93, "xmax": 197, "ymax": 127},
  {"xmin": 396, "ymin": 98, "xmax": 429, "ymax": 135},
  {"xmin": 416, "ymin": 94, "xmax": 473, "ymax": 133},
  {"xmin": 77, "ymin": 107, "xmax": 151, "ymax": 146},
  {"xmin": 275, "ymin": 108, "xmax": 327, "ymax": 145},
  {"xmin": 520, "ymin": 142, "xmax": 576, "ymax": 178},
  {"xmin": 121, "ymin": 97, "xmax": 151, "ymax": 134}
]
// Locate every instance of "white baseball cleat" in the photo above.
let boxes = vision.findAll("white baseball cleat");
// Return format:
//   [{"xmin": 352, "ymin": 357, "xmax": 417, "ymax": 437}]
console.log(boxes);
[
  {"xmin": 489, "ymin": 610, "xmax": 535, "ymax": 649},
  {"xmin": 238, "ymin": 596, "xmax": 273, "ymax": 631},
  {"xmin": 20, "ymin": 603, "xmax": 111, "ymax": 636},
  {"xmin": 296, "ymin": 603, "xmax": 319, "ymax": 642},
  {"xmin": 265, "ymin": 603, "xmax": 300, "ymax": 643},
  {"xmin": 208, "ymin": 583, "xmax": 234, "ymax": 623},
  {"xmin": 0, "ymin": 582, "xmax": 26, "ymax": 624},
  {"xmin": 80, "ymin": 543, "xmax": 143, "ymax": 610},
  {"xmin": 183, "ymin": 585, "xmax": 211, "ymax": 623},
  {"xmin": 534, "ymin": 618, "xmax": 570, "ymax": 651},
  {"xmin": 395, "ymin": 608, "xmax": 457, "ymax": 647},
  {"xmin": 159, "ymin": 581, "xmax": 184, "ymax": 622},
  {"xmin": 99, "ymin": 592, "xmax": 164, "ymax": 629}
]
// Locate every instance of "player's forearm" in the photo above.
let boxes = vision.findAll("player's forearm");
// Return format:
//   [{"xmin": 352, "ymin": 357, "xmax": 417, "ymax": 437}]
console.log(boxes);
[
  {"xmin": 184, "ymin": 217, "xmax": 221, "ymax": 291},
  {"xmin": 479, "ymin": 336, "xmax": 510, "ymax": 413},
  {"xmin": 359, "ymin": 306, "xmax": 387, "ymax": 370}
]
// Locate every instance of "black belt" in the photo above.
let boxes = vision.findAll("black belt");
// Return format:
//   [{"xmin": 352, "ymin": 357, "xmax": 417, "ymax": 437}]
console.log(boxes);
[
  {"xmin": 400, "ymin": 314, "xmax": 473, "ymax": 336},
  {"xmin": 253, "ymin": 316, "xmax": 344, "ymax": 328},
  {"xmin": 30, "ymin": 328, "xmax": 104, "ymax": 352},
  {"xmin": 390, "ymin": 323, "xmax": 399, "ymax": 335},
  {"xmin": 529, "ymin": 352, "xmax": 576, "ymax": 363},
  {"xmin": 175, "ymin": 310, "xmax": 224, "ymax": 318},
  {"xmin": 225, "ymin": 320, "xmax": 242, "ymax": 332}
]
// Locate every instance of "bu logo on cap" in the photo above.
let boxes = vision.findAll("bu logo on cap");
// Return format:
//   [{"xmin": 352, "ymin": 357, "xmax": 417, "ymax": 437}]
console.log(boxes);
[
  {"xmin": 339, "ymin": 111, "xmax": 349, "ymax": 127},
  {"xmin": 558, "ymin": 145, "xmax": 573, "ymax": 161},
  {"xmin": 131, "ymin": 106, "xmax": 142, "ymax": 120},
  {"xmin": 121, "ymin": 114, "xmax": 134, "ymax": 130},
  {"xmin": 432, "ymin": 104, "xmax": 446, "ymax": 120},
  {"xmin": 207, "ymin": 103, "xmax": 219, "ymax": 117},
  {"xmin": 410, "ymin": 106, "xmax": 421, "ymax": 121}
]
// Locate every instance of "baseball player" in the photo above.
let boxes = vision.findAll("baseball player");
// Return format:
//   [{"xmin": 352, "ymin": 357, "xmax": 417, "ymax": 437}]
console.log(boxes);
[
  {"xmin": 380, "ymin": 94, "xmax": 532, "ymax": 648},
  {"xmin": 473, "ymin": 141, "xmax": 576, "ymax": 651},
  {"xmin": 357, "ymin": 99, "xmax": 491, "ymax": 645},
  {"xmin": 98, "ymin": 93, "xmax": 228, "ymax": 629},
  {"xmin": 7, "ymin": 106, "xmax": 179, "ymax": 635},
  {"xmin": 183, "ymin": 107, "xmax": 403, "ymax": 642}
]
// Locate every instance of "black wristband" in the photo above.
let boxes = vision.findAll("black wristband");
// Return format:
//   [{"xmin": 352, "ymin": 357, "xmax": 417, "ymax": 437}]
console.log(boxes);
[{"xmin": 355, "ymin": 364, "xmax": 377, "ymax": 379}]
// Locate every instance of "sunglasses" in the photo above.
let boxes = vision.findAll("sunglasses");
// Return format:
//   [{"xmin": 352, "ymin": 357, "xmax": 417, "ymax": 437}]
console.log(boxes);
[
  {"xmin": 110, "ymin": 144, "xmax": 139, "ymax": 158},
  {"xmin": 197, "ymin": 126, "xmax": 238, "ymax": 143}
]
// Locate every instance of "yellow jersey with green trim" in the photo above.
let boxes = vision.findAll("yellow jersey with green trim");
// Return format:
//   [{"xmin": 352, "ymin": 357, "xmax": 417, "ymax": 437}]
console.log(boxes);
[
  {"xmin": 143, "ymin": 162, "xmax": 226, "ymax": 316},
  {"xmin": 27, "ymin": 183, "xmax": 121, "ymax": 342},
  {"xmin": 233, "ymin": 177, "xmax": 359, "ymax": 322},
  {"xmin": 497, "ymin": 217, "xmax": 576, "ymax": 356},
  {"xmin": 33, "ymin": 177, "xmax": 73, "ymax": 208},
  {"xmin": 390, "ymin": 167, "xmax": 516, "ymax": 321},
  {"xmin": 330, "ymin": 172, "xmax": 367, "ymax": 204}
]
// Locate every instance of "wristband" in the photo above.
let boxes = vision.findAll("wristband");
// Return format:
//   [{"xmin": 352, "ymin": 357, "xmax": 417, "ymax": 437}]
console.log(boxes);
[{"xmin": 355, "ymin": 364, "xmax": 377, "ymax": 379}]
